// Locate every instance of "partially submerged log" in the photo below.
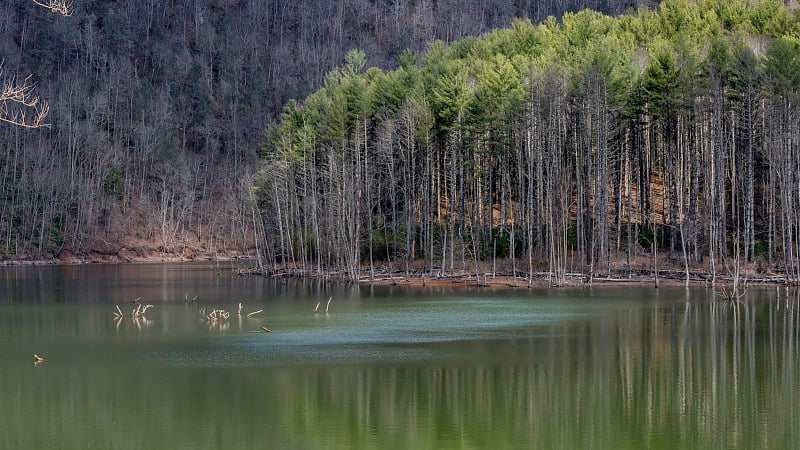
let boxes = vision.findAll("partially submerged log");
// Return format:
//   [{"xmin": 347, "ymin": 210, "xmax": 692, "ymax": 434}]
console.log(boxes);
[
  {"xmin": 719, "ymin": 287, "xmax": 746, "ymax": 302},
  {"xmin": 246, "ymin": 309, "xmax": 263, "ymax": 317},
  {"xmin": 207, "ymin": 309, "xmax": 231, "ymax": 321}
]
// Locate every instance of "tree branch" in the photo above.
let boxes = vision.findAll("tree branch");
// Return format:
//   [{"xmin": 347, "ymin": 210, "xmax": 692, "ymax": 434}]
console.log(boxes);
[
  {"xmin": 31, "ymin": 0, "xmax": 73, "ymax": 16},
  {"xmin": 0, "ymin": 1, "xmax": 71, "ymax": 129},
  {"xmin": 0, "ymin": 66, "xmax": 50, "ymax": 129}
]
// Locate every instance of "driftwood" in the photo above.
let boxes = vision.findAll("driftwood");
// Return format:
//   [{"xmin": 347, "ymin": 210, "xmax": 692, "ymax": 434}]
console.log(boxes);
[
  {"xmin": 236, "ymin": 302, "xmax": 263, "ymax": 317},
  {"xmin": 719, "ymin": 287, "xmax": 746, "ymax": 302},
  {"xmin": 130, "ymin": 304, "xmax": 155, "ymax": 318},
  {"xmin": 236, "ymin": 268, "xmax": 265, "ymax": 276},
  {"xmin": 207, "ymin": 309, "xmax": 231, "ymax": 321},
  {"xmin": 246, "ymin": 309, "xmax": 263, "ymax": 317},
  {"xmin": 113, "ymin": 303, "xmax": 153, "ymax": 319},
  {"xmin": 112, "ymin": 302, "xmax": 155, "ymax": 332},
  {"xmin": 204, "ymin": 308, "xmax": 233, "ymax": 332},
  {"xmin": 260, "ymin": 326, "xmax": 271, "ymax": 333},
  {"xmin": 249, "ymin": 265, "xmax": 800, "ymax": 289}
]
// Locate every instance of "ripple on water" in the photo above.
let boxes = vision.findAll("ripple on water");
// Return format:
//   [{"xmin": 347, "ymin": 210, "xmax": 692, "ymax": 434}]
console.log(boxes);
[{"xmin": 154, "ymin": 298, "xmax": 586, "ymax": 368}]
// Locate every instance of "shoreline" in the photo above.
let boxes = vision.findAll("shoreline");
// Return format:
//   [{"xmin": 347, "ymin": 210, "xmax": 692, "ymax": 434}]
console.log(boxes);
[
  {"xmin": 246, "ymin": 266, "xmax": 792, "ymax": 289},
  {"xmin": 1, "ymin": 253, "xmax": 792, "ymax": 289},
  {"xmin": 0, "ymin": 252, "xmax": 255, "ymax": 266},
  {"xmin": 358, "ymin": 273, "xmax": 790, "ymax": 289}
]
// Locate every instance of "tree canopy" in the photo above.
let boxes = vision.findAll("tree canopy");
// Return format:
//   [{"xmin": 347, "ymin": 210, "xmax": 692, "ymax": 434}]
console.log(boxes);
[{"xmin": 259, "ymin": 0, "xmax": 800, "ymax": 284}]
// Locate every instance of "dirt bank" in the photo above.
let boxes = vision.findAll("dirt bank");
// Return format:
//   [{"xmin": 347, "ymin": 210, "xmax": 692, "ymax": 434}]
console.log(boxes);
[
  {"xmin": 0, "ymin": 240, "xmax": 257, "ymax": 266},
  {"xmin": 3, "ymin": 246, "xmax": 790, "ymax": 291}
]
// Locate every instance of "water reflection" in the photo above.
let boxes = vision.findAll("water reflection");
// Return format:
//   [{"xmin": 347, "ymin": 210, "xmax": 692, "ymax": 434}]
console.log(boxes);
[
  {"xmin": 3, "ymin": 276, "xmax": 800, "ymax": 449},
  {"xmin": 263, "ymin": 290, "xmax": 800, "ymax": 449}
]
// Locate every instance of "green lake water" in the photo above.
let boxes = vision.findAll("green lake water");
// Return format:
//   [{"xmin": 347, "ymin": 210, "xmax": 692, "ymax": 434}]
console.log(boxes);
[{"xmin": 1, "ymin": 263, "xmax": 799, "ymax": 449}]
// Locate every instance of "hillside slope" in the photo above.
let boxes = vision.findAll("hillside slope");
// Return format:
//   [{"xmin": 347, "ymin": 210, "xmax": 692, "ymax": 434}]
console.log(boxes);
[{"xmin": 0, "ymin": 0, "xmax": 646, "ymax": 261}]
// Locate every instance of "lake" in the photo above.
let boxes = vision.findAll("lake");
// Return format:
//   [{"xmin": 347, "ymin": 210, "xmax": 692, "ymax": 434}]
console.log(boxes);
[{"xmin": 1, "ymin": 262, "xmax": 798, "ymax": 449}]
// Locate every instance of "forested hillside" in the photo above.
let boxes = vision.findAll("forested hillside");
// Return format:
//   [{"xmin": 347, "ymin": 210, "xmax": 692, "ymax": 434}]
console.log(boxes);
[
  {"xmin": 0, "ymin": 0, "xmax": 648, "ymax": 261},
  {"xmin": 259, "ymin": 0, "xmax": 800, "ymax": 285}
]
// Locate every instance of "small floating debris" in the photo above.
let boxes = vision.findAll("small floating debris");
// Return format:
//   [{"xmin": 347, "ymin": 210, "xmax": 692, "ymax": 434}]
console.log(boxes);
[
  {"xmin": 114, "ymin": 303, "xmax": 154, "ymax": 319},
  {"xmin": 260, "ymin": 326, "xmax": 272, "ymax": 333},
  {"xmin": 719, "ymin": 286, "xmax": 746, "ymax": 302},
  {"xmin": 208, "ymin": 309, "xmax": 230, "ymax": 321},
  {"xmin": 113, "ymin": 302, "xmax": 155, "ymax": 332},
  {"xmin": 204, "ymin": 308, "xmax": 232, "ymax": 331},
  {"xmin": 246, "ymin": 309, "xmax": 264, "ymax": 317},
  {"xmin": 132, "ymin": 304, "xmax": 154, "ymax": 318},
  {"xmin": 34, "ymin": 354, "xmax": 44, "ymax": 363}
]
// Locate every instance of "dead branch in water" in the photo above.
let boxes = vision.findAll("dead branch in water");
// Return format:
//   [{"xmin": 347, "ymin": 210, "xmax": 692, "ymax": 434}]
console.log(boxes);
[
  {"xmin": 113, "ymin": 301, "xmax": 154, "ymax": 331},
  {"xmin": 246, "ymin": 309, "xmax": 263, "ymax": 317},
  {"xmin": 205, "ymin": 308, "xmax": 232, "ymax": 333},
  {"xmin": 719, "ymin": 286, "xmax": 746, "ymax": 303}
]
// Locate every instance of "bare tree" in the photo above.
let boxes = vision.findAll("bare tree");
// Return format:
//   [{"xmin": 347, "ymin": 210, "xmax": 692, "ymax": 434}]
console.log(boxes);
[
  {"xmin": 0, "ymin": 1, "xmax": 72, "ymax": 129},
  {"xmin": 32, "ymin": 0, "xmax": 73, "ymax": 16},
  {"xmin": 0, "ymin": 66, "xmax": 50, "ymax": 129}
]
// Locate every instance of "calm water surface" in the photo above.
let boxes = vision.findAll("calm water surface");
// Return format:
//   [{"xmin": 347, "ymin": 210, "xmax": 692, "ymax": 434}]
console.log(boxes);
[{"xmin": 1, "ymin": 263, "xmax": 799, "ymax": 449}]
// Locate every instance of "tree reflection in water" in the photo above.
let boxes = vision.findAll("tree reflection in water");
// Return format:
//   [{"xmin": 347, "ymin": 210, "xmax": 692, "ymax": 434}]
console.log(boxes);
[
  {"xmin": 271, "ymin": 289, "xmax": 800, "ymax": 449},
  {"xmin": 3, "ymin": 286, "xmax": 800, "ymax": 449}
]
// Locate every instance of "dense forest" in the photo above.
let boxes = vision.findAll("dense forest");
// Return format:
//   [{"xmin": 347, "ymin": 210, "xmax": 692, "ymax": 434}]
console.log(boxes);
[
  {"xmin": 259, "ymin": 0, "xmax": 800, "ymax": 285},
  {"xmin": 0, "ymin": 0, "xmax": 648, "ymax": 261}
]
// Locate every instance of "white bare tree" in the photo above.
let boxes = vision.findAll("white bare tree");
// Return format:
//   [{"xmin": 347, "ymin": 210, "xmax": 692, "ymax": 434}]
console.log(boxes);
[
  {"xmin": 0, "ymin": 1, "xmax": 72, "ymax": 128},
  {"xmin": 32, "ymin": 0, "xmax": 73, "ymax": 16},
  {"xmin": 0, "ymin": 65, "xmax": 50, "ymax": 128}
]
